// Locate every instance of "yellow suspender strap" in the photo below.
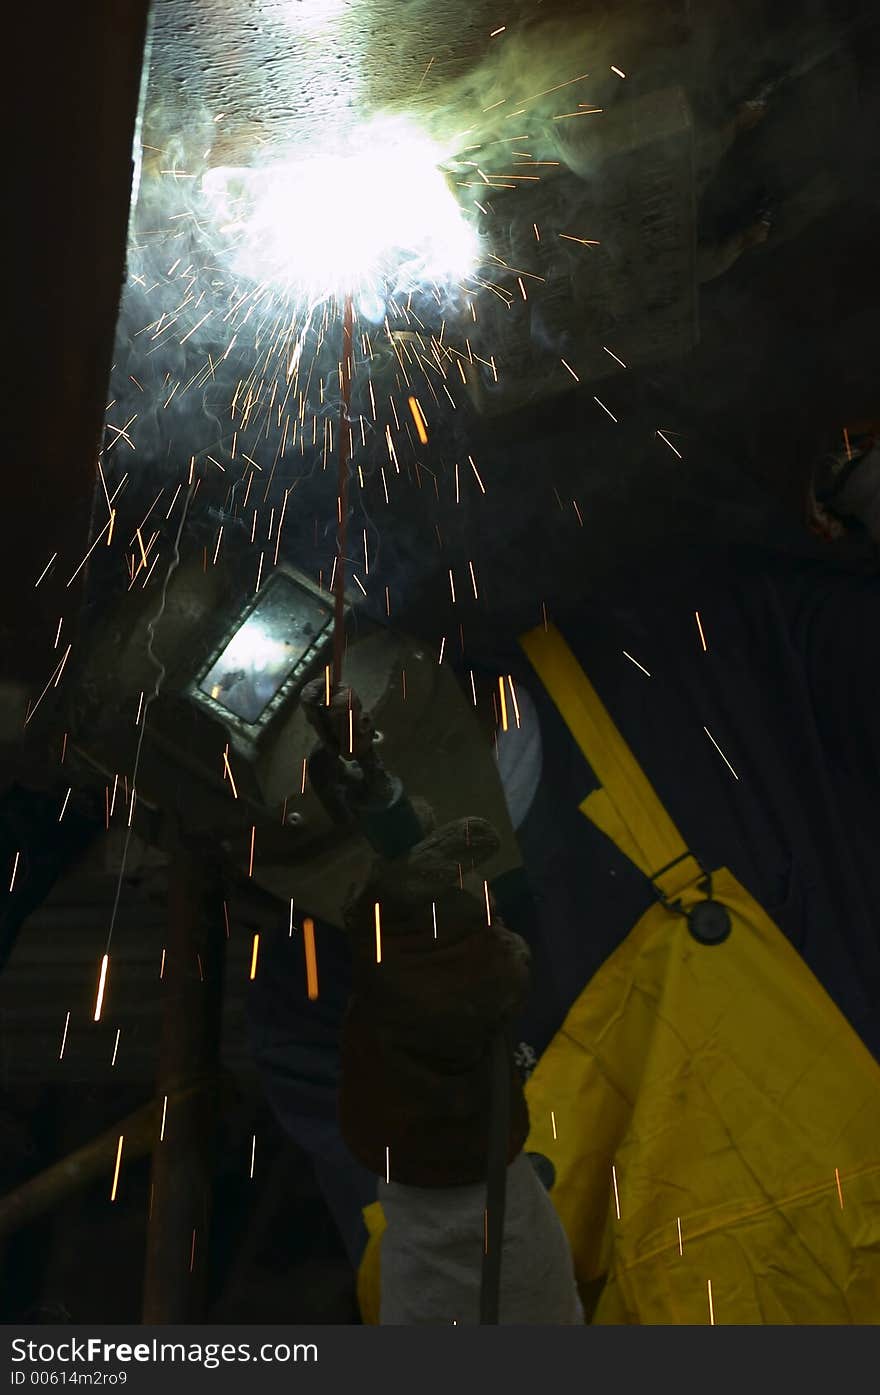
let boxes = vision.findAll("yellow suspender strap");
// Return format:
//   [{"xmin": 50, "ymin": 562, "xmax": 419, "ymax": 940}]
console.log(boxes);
[{"xmin": 519, "ymin": 624, "xmax": 705, "ymax": 901}]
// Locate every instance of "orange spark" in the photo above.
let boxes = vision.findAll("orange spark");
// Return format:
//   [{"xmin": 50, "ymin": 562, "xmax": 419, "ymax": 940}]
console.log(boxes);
[
  {"xmin": 657, "ymin": 429, "xmax": 682, "ymax": 458},
  {"xmin": 303, "ymin": 917, "xmax": 319, "ymax": 1000},
  {"xmin": 603, "ymin": 345, "xmax": 627, "ymax": 368},
  {"xmin": 468, "ymin": 455, "xmax": 486, "ymax": 493},
  {"xmin": 34, "ymin": 553, "xmax": 57, "ymax": 587},
  {"xmin": 703, "ymin": 725, "xmax": 739, "ymax": 780},
  {"xmin": 407, "ymin": 396, "xmax": 429, "ymax": 444},
  {"xmin": 593, "ymin": 396, "xmax": 618, "ymax": 422},
  {"xmin": 223, "ymin": 747, "xmax": 238, "ymax": 798},
  {"xmin": 25, "ymin": 644, "xmax": 73, "ymax": 725},
  {"xmin": 514, "ymin": 73, "xmax": 590, "ymax": 107},
  {"xmin": 94, "ymin": 954, "xmax": 109, "ymax": 1022},
  {"xmin": 249, "ymin": 933, "xmax": 260, "ymax": 981},
  {"xmin": 507, "ymin": 676, "xmax": 521, "ymax": 727},
  {"xmin": 498, "ymin": 676, "xmax": 509, "ymax": 732},
  {"xmin": 623, "ymin": 650, "xmax": 651, "ymax": 678},
  {"xmin": 110, "ymin": 1135, "xmax": 124, "ymax": 1202}
]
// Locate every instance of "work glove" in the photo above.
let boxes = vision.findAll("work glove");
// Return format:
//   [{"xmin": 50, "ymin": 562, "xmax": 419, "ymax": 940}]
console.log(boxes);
[
  {"xmin": 811, "ymin": 433, "xmax": 880, "ymax": 545},
  {"xmin": 826, "ymin": 441, "xmax": 880, "ymax": 545},
  {"xmin": 339, "ymin": 817, "xmax": 531, "ymax": 1187}
]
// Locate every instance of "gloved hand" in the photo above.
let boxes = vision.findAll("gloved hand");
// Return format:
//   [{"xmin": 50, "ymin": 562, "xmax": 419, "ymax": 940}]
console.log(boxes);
[
  {"xmin": 828, "ymin": 442, "xmax": 880, "ymax": 545},
  {"xmin": 812, "ymin": 434, "xmax": 880, "ymax": 545},
  {"xmin": 339, "ymin": 817, "xmax": 531, "ymax": 1187}
]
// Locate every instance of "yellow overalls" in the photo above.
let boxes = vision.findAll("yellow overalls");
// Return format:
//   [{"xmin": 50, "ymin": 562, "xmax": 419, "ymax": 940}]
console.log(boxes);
[{"xmin": 358, "ymin": 625, "xmax": 880, "ymax": 1324}]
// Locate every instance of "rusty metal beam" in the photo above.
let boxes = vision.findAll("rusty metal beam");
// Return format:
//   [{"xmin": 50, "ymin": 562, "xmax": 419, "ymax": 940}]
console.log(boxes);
[
  {"xmin": 141, "ymin": 832, "xmax": 227, "ymax": 1322},
  {"xmin": 0, "ymin": 1084, "xmax": 207, "ymax": 1241}
]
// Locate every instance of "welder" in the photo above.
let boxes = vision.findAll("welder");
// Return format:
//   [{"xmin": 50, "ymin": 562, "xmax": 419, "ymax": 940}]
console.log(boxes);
[{"xmin": 249, "ymin": 435, "xmax": 880, "ymax": 1324}]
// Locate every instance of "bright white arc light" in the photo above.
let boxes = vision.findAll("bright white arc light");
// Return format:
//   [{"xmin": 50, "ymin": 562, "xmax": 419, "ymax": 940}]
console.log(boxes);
[
  {"xmin": 201, "ymin": 119, "xmax": 480, "ymax": 301},
  {"xmin": 284, "ymin": 0, "xmax": 347, "ymax": 32}
]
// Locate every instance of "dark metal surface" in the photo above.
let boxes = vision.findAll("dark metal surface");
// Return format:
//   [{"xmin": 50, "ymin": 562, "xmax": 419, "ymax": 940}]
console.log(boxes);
[
  {"xmin": 469, "ymin": 84, "xmax": 698, "ymax": 415},
  {"xmin": 3, "ymin": 0, "xmax": 150, "ymax": 693},
  {"xmin": 150, "ymin": 0, "xmax": 515, "ymax": 154}
]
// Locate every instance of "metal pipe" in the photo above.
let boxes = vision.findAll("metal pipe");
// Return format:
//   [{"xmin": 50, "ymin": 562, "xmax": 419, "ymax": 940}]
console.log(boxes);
[
  {"xmin": 0, "ymin": 1081, "xmax": 218, "ymax": 1241},
  {"xmin": 141, "ymin": 831, "xmax": 227, "ymax": 1322}
]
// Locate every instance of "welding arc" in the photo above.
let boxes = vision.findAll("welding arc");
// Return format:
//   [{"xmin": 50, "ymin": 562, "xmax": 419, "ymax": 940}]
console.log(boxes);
[{"xmin": 332, "ymin": 295, "xmax": 354, "ymax": 688}]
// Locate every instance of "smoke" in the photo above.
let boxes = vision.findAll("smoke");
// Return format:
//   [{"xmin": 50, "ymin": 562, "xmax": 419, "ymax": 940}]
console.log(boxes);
[
  {"xmin": 411, "ymin": 15, "xmax": 626, "ymax": 174},
  {"xmin": 88, "ymin": 10, "xmax": 648, "ymax": 639},
  {"xmin": 88, "ymin": 0, "xmax": 867, "ymax": 655}
]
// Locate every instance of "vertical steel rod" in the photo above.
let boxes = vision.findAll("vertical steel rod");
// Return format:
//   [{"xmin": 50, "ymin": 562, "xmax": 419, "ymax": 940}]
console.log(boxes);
[{"xmin": 142, "ymin": 833, "xmax": 226, "ymax": 1321}]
